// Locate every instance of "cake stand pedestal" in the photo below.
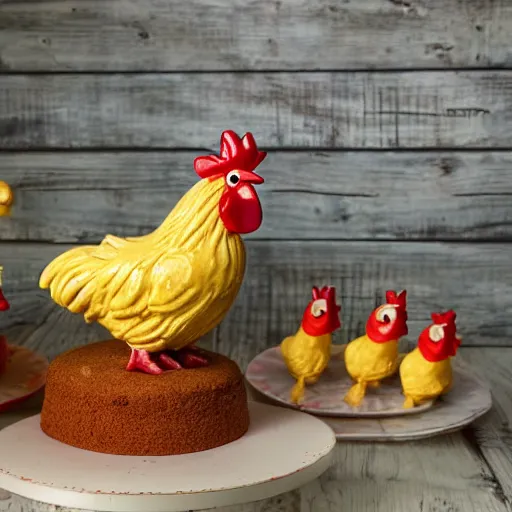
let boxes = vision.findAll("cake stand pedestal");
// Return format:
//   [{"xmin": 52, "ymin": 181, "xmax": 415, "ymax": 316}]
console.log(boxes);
[{"xmin": 0, "ymin": 401, "xmax": 335, "ymax": 512}]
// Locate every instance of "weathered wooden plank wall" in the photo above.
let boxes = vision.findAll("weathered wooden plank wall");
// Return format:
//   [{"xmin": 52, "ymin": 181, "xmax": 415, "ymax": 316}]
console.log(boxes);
[
  {"xmin": 0, "ymin": 0, "xmax": 509, "ymax": 70},
  {"xmin": 0, "ymin": 151, "xmax": 510, "ymax": 242},
  {"xmin": 0, "ymin": 0, "xmax": 511, "ymax": 357},
  {"xmin": 0, "ymin": 72, "xmax": 509, "ymax": 149}
]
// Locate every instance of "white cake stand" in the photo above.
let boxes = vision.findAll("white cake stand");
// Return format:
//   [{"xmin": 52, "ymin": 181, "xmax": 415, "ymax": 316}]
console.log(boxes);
[{"xmin": 0, "ymin": 401, "xmax": 336, "ymax": 512}]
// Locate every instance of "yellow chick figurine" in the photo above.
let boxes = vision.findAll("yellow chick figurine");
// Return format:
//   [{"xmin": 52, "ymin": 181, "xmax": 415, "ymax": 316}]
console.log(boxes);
[
  {"xmin": 400, "ymin": 310, "xmax": 461, "ymax": 408},
  {"xmin": 0, "ymin": 181, "xmax": 14, "ymax": 217},
  {"xmin": 344, "ymin": 290, "xmax": 408, "ymax": 407},
  {"xmin": 280, "ymin": 286, "xmax": 342, "ymax": 404}
]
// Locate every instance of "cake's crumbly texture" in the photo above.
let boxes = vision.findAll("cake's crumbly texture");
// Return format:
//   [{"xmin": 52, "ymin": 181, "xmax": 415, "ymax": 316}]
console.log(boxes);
[{"xmin": 40, "ymin": 340, "xmax": 250, "ymax": 455}]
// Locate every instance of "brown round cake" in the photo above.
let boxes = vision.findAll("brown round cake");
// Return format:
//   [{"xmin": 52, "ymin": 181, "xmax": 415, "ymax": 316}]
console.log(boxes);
[{"xmin": 41, "ymin": 340, "xmax": 250, "ymax": 456}]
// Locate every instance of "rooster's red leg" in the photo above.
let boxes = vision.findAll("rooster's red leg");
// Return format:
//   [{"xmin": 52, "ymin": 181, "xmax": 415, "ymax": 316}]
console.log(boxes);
[
  {"xmin": 156, "ymin": 349, "xmax": 208, "ymax": 370},
  {"xmin": 157, "ymin": 346, "xmax": 208, "ymax": 369},
  {"xmin": 126, "ymin": 346, "xmax": 209, "ymax": 374},
  {"xmin": 158, "ymin": 353, "xmax": 183, "ymax": 370},
  {"xmin": 175, "ymin": 347, "xmax": 209, "ymax": 368},
  {"xmin": 126, "ymin": 349, "xmax": 165, "ymax": 375}
]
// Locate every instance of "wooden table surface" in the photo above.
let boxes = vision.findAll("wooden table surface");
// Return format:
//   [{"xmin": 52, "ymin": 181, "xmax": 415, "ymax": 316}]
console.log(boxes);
[
  {"xmin": 1, "ymin": 1, "xmax": 511, "ymax": 510},
  {"xmin": 0, "ymin": 347, "xmax": 510, "ymax": 512}
]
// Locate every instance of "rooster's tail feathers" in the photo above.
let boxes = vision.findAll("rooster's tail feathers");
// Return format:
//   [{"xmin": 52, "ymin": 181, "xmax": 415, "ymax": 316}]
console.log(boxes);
[{"xmin": 39, "ymin": 247, "xmax": 108, "ymax": 317}]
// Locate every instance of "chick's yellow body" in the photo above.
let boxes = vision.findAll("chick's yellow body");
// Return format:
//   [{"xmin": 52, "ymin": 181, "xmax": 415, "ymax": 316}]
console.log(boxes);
[
  {"xmin": 0, "ymin": 181, "xmax": 13, "ymax": 217},
  {"xmin": 280, "ymin": 326, "xmax": 331, "ymax": 404},
  {"xmin": 343, "ymin": 334, "xmax": 399, "ymax": 406},
  {"xmin": 345, "ymin": 334, "xmax": 399, "ymax": 383},
  {"xmin": 399, "ymin": 348, "xmax": 452, "ymax": 408}
]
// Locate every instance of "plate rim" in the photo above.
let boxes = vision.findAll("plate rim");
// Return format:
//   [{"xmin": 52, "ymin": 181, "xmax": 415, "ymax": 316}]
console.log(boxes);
[{"xmin": 0, "ymin": 345, "xmax": 48, "ymax": 412}]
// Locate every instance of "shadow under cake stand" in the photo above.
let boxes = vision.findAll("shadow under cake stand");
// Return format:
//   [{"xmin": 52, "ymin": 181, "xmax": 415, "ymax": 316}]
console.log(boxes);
[
  {"xmin": 0, "ymin": 401, "xmax": 335, "ymax": 512},
  {"xmin": 246, "ymin": 346, "xmax": 492, "ymax": 441}
]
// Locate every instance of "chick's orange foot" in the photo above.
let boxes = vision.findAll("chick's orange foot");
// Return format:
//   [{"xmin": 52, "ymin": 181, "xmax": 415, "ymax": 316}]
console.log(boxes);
[{"xmin": 126, "ymin": 346, "xmax": 209, "ymax": 375}]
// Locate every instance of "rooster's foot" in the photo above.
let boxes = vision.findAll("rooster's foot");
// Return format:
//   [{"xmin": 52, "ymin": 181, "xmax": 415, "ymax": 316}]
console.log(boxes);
[
  {"xmin": 126, "ymin": 347, "xmax": 209, "ymax": 375},
  {"xmin": 175, "ymin": 346, "xmax": 209, "ymax": 368}
]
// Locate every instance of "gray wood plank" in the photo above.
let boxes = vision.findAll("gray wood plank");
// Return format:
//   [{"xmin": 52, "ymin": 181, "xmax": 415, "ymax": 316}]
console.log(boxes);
[
  {"xmin": 458, "ymin": 347, "xmax": 512, "ymax": 508},
  {"xmin": 2, "ymin": 150, "xmax": 512, "ymax": 243},
  {"xmin": 1, "ymin": 241, "xmax": 511, "ymax": 360},
  {"xmin": 0, "ymin": 72, "xmax": 510, "ymax": 149},
  {"xmin": 0, "ymin": 0, "xmax": 508, "ymax": 72},
  {"xmin": 301, "ymin": 429, "xmax": 509, "ymax": 512}
]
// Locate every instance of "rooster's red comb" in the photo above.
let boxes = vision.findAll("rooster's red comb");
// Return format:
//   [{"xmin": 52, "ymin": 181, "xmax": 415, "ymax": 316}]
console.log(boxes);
[
  {"xmin": 385, "ymin": 290, "xmax": 407, "ymax": 309},
  {"xmin": 194, "ymin": 130, "xmax": 267, "ymax": 179},
  {"xmin": 431, "ymin": 310, "xmax": 456, "ymax": 325}
]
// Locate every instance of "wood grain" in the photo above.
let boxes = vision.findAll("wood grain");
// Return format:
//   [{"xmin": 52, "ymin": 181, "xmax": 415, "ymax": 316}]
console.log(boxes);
[
  {"xmin": 0, "ymin": 72, "xmax": 509, "ymax": 149},
  {"xmin": 1, "ymin": 241, "xmax": 510, "ymax": 362},
  {"xmin": 1, "ymin": 150, "xmax": 512, "ymax": 243},
  {"xmin": 460, "ymin": 348, "xmax": 512, "ymax": 508},
  {"xmin": 0, "ymin": 0, "xmax": 508, "ymax": 72},
  {"xmin": 301, "ymin": 429, "xmax": 509, "ymax": 512}
]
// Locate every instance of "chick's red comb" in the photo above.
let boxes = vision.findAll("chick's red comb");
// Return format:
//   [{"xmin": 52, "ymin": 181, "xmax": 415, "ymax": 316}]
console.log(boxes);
[
  {"xmin": 385, "ymin": 290, "xmax": 407, "ymax": 309},
  {"xmin": 0, "ymin": 290, "xmax": 9, "ymax": 311},
  {"xmin": 0, "ymin": 266, "xmax": 9, "ymax": 311},
  {"xmin": 431, "ymin": 310, "xmax": 456, "ymax": 325},
  {"xmin": 312, "ymin": 286, "xmax": 332, "ymax": 300},
  {"xmin": 311, "ymin": 286, "xmax": 341, "ymax": 311},
  {"xmin": 194, "ymin": 130, "xmax": 267, "ymax": 179}
]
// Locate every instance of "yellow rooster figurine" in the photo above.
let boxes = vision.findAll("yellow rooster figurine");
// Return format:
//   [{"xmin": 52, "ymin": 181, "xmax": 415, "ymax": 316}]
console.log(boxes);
[
  {"xmin": 400, "ymin": 310, "xmax": 461, "ymax": 408},
  {"xmin": 0, "ymin": 181, "xmax": 14, "ymax": 217},
  {"xmin": 280, "ymin": 286, "xmax": 342, "ymax": 404},
  {"xmin": 40, "ymin": 130, "xmax": 266, "ymax": 374},
  {"xmin": 344, "ymin": 290, "xmax": 408, "ymax": 407}
]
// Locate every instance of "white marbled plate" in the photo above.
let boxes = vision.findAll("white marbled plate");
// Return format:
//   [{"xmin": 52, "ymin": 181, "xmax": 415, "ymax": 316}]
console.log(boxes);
[
  {"xmin": 246, "ymin": 346, "xmax": 492, "ymax": 440},
  {"xmin": 322, "ymin": 358, "xmax": 492, "ymax": 441},
  {"xmin": 246, "ymin": 345, "xmax": 435, "ymax": 417}
]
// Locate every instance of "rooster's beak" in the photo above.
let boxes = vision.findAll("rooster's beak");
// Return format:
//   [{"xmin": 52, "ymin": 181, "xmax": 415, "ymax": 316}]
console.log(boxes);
[{"xmin": 239, "ymin": 170, "xmax": 264, "ymax": 184}]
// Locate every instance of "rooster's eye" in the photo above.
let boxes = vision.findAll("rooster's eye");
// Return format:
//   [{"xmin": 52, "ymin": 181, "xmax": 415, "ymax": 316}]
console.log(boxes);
[{"xmin": 226, "ymin": 171, "xmax": 240, "ymax": 187}]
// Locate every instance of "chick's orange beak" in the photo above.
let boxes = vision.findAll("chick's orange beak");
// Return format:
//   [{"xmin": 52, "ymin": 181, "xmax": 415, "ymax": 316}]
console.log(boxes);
[{"xmin": 238, "ymin": 170, "xmax": 264, "ymax": 184}]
